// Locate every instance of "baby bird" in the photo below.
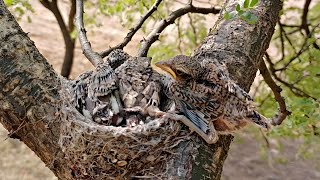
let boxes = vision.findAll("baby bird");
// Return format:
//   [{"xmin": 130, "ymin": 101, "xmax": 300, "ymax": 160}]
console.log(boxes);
[{"xmin": 154, "ymin": 55, "xmax": 270, "ymax": 144}]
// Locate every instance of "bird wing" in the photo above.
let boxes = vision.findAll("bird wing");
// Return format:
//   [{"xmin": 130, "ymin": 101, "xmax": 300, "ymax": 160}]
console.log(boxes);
[
  {"xmin": 167, "ymin": 81, "xmax": 224, "ymax": 134},
  {"xmin": 178, "ymin": 100, "xmax": 210, "ymax": 134}
]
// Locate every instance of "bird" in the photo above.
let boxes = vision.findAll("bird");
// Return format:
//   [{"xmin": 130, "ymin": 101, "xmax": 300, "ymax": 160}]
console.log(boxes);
[
  {"xmin": 115, "ymin": 56, "xmax": 164, "ymax": 126},
  {"xmin": 154, "ymin": 55, "xmax": 270, "ymax": 144},
  {"xmin": 71, "ymin": 49, "xmax": 130, "ymax": 125}
]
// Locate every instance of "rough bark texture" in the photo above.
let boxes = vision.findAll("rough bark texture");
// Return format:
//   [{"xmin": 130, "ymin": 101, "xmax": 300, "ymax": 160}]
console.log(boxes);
[{"xmin": 0, "ymin": 0, "xmax": 281, "ymax": 179}]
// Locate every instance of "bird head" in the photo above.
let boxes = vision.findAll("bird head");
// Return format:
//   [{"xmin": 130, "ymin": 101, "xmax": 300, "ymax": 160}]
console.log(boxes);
[{"xmin": 154, "ymin": 55, "xmax": 200, "ymax": 82}]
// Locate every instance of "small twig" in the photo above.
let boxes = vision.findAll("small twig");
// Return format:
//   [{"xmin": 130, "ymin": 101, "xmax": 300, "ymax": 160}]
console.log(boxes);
[
  {"xmin": 138, "ymin": 4, "xmax": 220, "ymax": 57},
  {"xmin": 257, "ymin": 91, "xmax": 272, "ymax": 108},
  {"xmin": 275, "ymin": 23, "xmax": 320, "ymax": 70},
  {"xmin": 75, "ymin": 0, "xmax": 103, "ymax": 67},
  {"xmin": 177, "ymin": 18, "xmax": 183, "ymax": 54},
  {"xmin": 278, "ymin": 21, "xmax": 300, "ymax": 62},
  {"xmin": 301, "ymin": 0, "xmax": 319, "ymax": 49},
  {"xmin": 187, "ymin": 13, "xmax": 198, "ymax": 45},
  {"xmin": 277, "ymin": 20, "xmax": 285, "ymax": 61},
  {"xmin": 265, "ymin": 53, "xmax": 317, "ymax": 100},
  {"xmin": 259, "ymin": 59, "xmax": 291, "ymax": 126},
  {"xmin": 99, "ymin": 0, "xmax": 163, "ymax": 58}
]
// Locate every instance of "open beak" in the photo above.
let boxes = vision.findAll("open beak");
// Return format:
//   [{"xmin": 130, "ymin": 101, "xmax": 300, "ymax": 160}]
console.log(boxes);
[{"xmin": 154, "ymin": 61, "xmax": 177, "ymax": 80}]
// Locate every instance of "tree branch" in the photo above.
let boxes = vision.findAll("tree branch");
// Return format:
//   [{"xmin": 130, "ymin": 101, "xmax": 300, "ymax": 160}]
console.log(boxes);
[
  {"xmin": 39, "ymin": 0, "xmax": 76, "ymax": 77},
  {"xmin": 265, "ymin": 53, "xmax": 317, "ymax": 100},
  {"xmin": 275, "ymin": 23, "xmax": 320, "ymax": 71},
  {"xmin": 75, "ymin": 0, "xmax": 103, "ymax": 67},
  {"xmin": 259, "ymin": 59, "xmax": 291, "ymax": 126},
  {"xmin": 301, "ymin": 0, "xmax": 319, "ymax": 49},
  {"xmin": 100, "ymin": 0, "xmax": 164, "ymax": 58},
  {"xmin": 138, "ymin": 4, "xmax": 220, "ymax": 57}
]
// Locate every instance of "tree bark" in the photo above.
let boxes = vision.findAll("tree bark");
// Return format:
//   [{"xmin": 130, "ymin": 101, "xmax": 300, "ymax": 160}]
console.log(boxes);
[{"xmin": 0, "ymin": 0, "xmax": 281, "ymax": 179}]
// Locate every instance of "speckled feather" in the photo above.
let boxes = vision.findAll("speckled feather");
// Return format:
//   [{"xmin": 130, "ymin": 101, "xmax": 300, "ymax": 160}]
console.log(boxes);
[
  {"xmin": 116, "ymin": 57, "xmax": 163, "ymax": 126},
  {"xmin": 71, "ymin": 49, "xmax": 130, "ymax": 125},
  {"xmin": 157, "ymin": 55, "xmax": 270, "ymax": 139}
]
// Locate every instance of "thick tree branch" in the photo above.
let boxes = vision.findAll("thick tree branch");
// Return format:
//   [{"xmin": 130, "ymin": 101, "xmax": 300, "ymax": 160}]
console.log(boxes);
[
  {"xmin": 138, "ymin": 4, "xmax": 220, "ymax": 57},
  {"xmin": 75, "ymin": 0, "xmax": 103, "ymax": 67},
  {"xmin": 0, "ymin": 1, "xmax": 72, "ymax": 178},
  {"xmin": 259, "ymin": 59, "xmax": 291, "ymax": 125},
  {"xmin": 100, "ymin": 0, "xmax": 163, "ymax": 58}
]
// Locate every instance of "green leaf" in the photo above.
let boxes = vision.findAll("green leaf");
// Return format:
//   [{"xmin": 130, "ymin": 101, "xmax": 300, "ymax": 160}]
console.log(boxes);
[
  {"xmin": 240, "ymin": 11, "xmax": 252, "ymax": 20},
  {"xmin": 4, "ymin": 0, "xmax": 13, "ymax": 6},
  {"xmin": 236, "ymin": 4, "xmax": 241, "ymax": 12},
  {"xmin": 229, "ymin": 11, "xmax": 238, "ymax": 19},
  {"xmin": 224, "ymin": 12, "xmax": 230, "ymax": 20},
  {"xmin": 248, "ymin": 15, "xmax": 258, "ymax": 24},
  {"xmin": 244, "ymin": 0, "xmax": 249, "ymax": 8},
  {"xmin": 241, "ymin": 11, "xmax": 258, "ymax": 24},
  {"xmin": 250, "ymin": 0, "xmax": 259, "ymax": 7},
  {"xmin": 238, "ymin": 10, "xmax": 245, "ymax": 16}
]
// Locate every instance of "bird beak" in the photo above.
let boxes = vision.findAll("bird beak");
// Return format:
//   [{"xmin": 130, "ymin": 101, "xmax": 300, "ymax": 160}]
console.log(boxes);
[{"xmin": 154, "ymin": 61, "xmax": 177, "ymax": 79}]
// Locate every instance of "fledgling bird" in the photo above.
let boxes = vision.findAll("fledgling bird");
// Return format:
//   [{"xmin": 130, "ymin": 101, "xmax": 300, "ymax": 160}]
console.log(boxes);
[
  {"xmin": 71, "ymin": 49, "xmax": 130, "ymax": 125},
  {"xmin": 116, "ymin": 57, "xmax": 164, "ymax": 126},
  {"xmin": 154, "ymin": 55, "xmax": 270, "ymax": 144}
]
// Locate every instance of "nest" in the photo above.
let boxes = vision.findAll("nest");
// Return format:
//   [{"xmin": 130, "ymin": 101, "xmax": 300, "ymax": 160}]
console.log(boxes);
[{"xmin": 58, "ymin": 81, "xmax": 189, "ymax": 179}]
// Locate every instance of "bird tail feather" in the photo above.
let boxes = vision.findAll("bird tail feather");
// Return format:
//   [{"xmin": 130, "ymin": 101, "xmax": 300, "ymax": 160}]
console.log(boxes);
[{"xmin": 247, "ymin": 110, "xmax": 271, "ymax": 130}]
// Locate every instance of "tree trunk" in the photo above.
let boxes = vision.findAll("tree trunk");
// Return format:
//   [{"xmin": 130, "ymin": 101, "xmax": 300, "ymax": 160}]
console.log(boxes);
[
  {"xmin": 60, "ymin": 38, "xmax": 75, "ymax": 78},
  {"xmin": 0, "ymin": 0, "xmax": 281, "ymax": 179}
]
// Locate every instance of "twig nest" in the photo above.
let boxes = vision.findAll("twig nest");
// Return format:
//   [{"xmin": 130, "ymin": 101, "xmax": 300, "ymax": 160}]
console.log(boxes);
[{"xmin": 58, "ymin": 83, "xmax": 186, "ymax": 179}]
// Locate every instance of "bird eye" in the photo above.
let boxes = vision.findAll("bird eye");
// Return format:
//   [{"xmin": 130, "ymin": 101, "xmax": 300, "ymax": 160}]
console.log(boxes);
[{"xmin": 176, "ymin": 70, "xmax": 185, "ymax": 76}]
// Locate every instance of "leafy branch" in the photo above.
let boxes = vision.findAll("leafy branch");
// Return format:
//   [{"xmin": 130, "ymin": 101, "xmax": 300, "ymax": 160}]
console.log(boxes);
[{"xmin": 138, "ymin": 2, "xmax": 220, "ymax": 57}]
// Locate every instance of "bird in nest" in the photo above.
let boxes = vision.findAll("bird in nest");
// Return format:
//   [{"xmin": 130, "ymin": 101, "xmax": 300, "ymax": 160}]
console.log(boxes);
[
  {"xmin": 71, "ymin": 49, "xmax": 130, "ymax": 126},
  {"xmin": 154, "ymin": 55, "xmax": 270, "ymax": 144}
]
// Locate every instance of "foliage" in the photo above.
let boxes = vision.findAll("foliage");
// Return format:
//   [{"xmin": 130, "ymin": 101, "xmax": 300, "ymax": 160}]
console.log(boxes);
[
  {"xmin": 224, "ymin": 0, "xmax": 259, "ymax": 24},
  {"xmin": 252, "ymin": 0, "xmax": 320, "ymax": 157},
  {"xmin": 4, "ymin": 0, "xmax": 34, "ymax": 21}
]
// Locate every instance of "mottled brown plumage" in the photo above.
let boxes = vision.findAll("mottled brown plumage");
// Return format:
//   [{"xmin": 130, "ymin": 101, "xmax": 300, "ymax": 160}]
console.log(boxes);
[
  {"xmin": 71, "ymin": 49, "xmax": 130, "ymax": 125},
  {"xmin": 116, "ymin": 57, "xmax": 164, "ymax": 126},
  {"xmin": 155, "ymin": 55, "xmax": 270, "ymax": 144}
]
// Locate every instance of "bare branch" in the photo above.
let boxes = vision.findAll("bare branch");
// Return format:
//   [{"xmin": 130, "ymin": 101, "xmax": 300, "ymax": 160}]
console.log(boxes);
[
  {"xmin": 177, "ymin": 18, "xmax": 183, "ymax": 53},
  {"xmin": 137, "ymin": 4, "xmax": 220, "ymax": 57},
  {"xmin": 301, "ymin": 0, "xmax": 319, "ymax": 49},
  {"xmin": 75, "ymin": 0, "xmax": 103, "ymax": 67},
  {"xmin": 265, "ymin": 53, "xmax": 317, "ymax": 100},
  {"xmin": 100, "ymin": 0, "xmax": 164, "ymax": 58},
  {"xmin": 187, "ymin": 13, "xmax": 198, "ymax": 45},
  {"xmin": 277, "ymin": 20, "xmax": 285, "ymax": 61},
  {"xmin": 275, "ymin": 23, "xmax": 320, "ymax": 71},
  {"xmin": 259, "ymin": 59, "xmax": 291, "ymax": 126}
]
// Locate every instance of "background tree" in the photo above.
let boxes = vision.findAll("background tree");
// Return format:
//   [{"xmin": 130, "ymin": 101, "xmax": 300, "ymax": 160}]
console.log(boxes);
[{"xmin": 6, "ymin": 0, "xmax": 76, "ymax": 78}]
